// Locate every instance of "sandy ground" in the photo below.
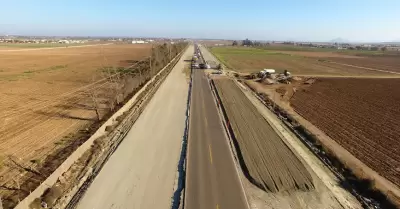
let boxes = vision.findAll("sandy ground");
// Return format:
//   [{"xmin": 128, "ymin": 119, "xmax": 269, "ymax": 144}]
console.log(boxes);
[{"xmin": 75, "ymin": 45, "xmax": 192, "ymax": 209}]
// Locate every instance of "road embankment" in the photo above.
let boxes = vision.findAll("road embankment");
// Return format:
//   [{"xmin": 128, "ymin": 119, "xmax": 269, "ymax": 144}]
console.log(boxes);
[{"xmin": 213, "ymin": 78, "xmax": 314, "ymax": 193}]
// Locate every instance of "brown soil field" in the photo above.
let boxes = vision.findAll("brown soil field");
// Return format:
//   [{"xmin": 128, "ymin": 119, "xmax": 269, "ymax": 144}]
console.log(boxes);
[
  {"xmin": 261, "ymin": 50, "xmax": 400, "ymax": 74},
  {"xmin": 214, "ymin": 78, "xmax": 314, "ymax": 193},
  {"xmin": 226, "ymin": 55, "xmax": 390, "ymax": 76},
  {"xmin": 290, "ymin": 78, "xmax": 400, "ymax": 187},
  {"xmin": 211, "ymin": 47, "xmax": 399, "ymax": 76},
  {"xmin": 269, "ymin": 48, "xmax": 400, "ymax": 73},
  {"xmin": 327, "ymin": 56, "xmax": 400, "ymax": 73},
  {"xmin": 0, "ymin": 42, "xmax": 101, "ymax": 50},
  {"xmin": 273, "ymin": 50, "xmax": 360, "ymax": 58},
  {"xmin": 0, "ymin": 44, "xmax": 151, "ymax": 193}
]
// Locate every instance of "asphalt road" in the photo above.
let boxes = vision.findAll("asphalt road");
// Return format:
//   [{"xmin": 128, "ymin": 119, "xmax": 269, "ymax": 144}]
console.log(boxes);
[
  {"xmin": 185, "ymin": 68, "xmax": 248, "ymax": 209},
  {"xmin": 75, "ymin": 46, "xmax": 193, "ymax": 209},
  {"xmin": 199, "ymin": 45, "xmax": 219, "ymax": 65}
]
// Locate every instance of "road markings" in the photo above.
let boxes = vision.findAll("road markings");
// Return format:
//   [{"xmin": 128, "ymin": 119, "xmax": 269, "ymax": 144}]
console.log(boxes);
[
  {"xmin": 216, "ymin": 204, "xmax": 220, "ymax": 209},
  {"xmin": 209, "ymin": 144, "xmax": 213, "ymax": 164},
  {"xmin": 201, "ymin": 90, "xmax": 209, "ymax": 127}
]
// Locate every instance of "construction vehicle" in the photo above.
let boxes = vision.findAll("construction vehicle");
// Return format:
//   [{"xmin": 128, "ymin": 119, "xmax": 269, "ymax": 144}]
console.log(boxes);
[
  {"xmin": 276, "ymin": 70, "xmax": 292, "ymax": 84},
  {"xmin": 191, "ymin": 63, "xmax": 199, "ymax": 68}
]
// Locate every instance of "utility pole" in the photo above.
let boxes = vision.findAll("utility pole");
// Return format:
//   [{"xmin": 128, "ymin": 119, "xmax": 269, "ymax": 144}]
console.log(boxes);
[
  {"xmin": 169, "ymin": 43, "xmax": 171, "ymax": 61},
  {"xmin": 273, "ymin": 91, "xmax": 276, "ymax": 111},
  {"xmin": 150, "ymin": 44, "xmax": 153, "ymax": 76},
  {"xmin": 138, "ymin": 67, "xmax": 142, "ymax": 85}
]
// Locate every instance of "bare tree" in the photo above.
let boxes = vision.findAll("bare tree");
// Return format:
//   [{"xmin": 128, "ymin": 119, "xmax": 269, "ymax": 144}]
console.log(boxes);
[
  {"xmin": 150, "ymin": 47, "xmax": 153, "ymax": 77},
  {"xmin": 89, "ymin": 90, "xmax": 101, "ymax": 121},
  {"xmin": 7, "ymin": 156, "xmax": 45, "ymax": 178},
  {"xmin": 168, "ymin": 43, "xmax": 172, "ymax": 61}
]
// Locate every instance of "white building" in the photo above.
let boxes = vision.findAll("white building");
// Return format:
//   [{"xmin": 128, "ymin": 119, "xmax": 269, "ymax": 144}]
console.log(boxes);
[
  {"xmin": 132, "ymin": 40, "xmax": 146, "ymax": 44},
  {"xmin": 58, "ymin": 40, "xmax": 70, "ymax": 44}
]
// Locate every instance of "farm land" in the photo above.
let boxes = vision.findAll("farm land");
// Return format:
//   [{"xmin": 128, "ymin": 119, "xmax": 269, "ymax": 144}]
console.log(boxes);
[
  {"xmin": 0, "ymin": 42, "xmax": 95, "ymax": 49},
  {"xmin": 290, "ymin": 78, "xmax": 400, "ymax": 187},
  {"xmin": 210, "ymin": 46, "xmax": 400, "ymax": 76},
  {"xmin": 0, "ymin": 44, "xmax": 152, "ymax": 198},
  {"xmin": 211, "ymin": 45, "xmax": 400, "ymax": 206}
]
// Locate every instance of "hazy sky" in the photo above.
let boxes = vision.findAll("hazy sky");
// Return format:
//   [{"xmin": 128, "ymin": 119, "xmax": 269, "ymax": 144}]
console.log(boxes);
[{"xmin": 0, "ymin": 0, "xmax": 399, "ymax": 42}]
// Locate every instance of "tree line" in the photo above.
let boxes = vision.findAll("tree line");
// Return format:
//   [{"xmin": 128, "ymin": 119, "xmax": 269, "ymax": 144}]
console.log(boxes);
[
  {"xmin": 91, "ymin": 42, "xmax": 187, "ymax": 121},
  {"xmin": 232, "ymin": 39, "xmax": 270, "ymax": 47}
]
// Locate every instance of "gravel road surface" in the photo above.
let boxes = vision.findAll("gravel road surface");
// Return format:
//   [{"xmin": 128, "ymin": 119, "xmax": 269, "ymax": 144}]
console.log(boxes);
[{"xmin": 75, "ymin": 45, "xmax": 193, "ymax": 209}]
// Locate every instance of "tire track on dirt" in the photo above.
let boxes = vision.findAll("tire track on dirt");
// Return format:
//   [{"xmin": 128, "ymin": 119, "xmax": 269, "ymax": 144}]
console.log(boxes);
[
  {"xmin": 2, "ymin": 80, "xmax": 109, "ymax": 118},
  {"xmin": 214, "ymin": 78, "xmax": 314, "ymax": 193},
  {"xmin": 1, "ymin": 57, "xmax": 146, "ymax": 118},
  {"xmin": 0, "ymin": 80, "xmax": 113, "ymax": 148}
]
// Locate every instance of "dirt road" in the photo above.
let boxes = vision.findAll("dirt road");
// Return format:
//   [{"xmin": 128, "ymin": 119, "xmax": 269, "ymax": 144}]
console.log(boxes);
[
  {"xmin": 214, "ymin": 78, "xmax": 314, "ymax": 192},
  {"xmin": 185, "ymin": 69, "xmax": 248, "ymax": 209},
  {"xmin": 75, "ymin": 45, "xmax": 193, "ymax": 209}
]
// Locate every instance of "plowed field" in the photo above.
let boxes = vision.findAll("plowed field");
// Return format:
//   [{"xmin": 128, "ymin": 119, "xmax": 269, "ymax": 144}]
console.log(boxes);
[
  {"xmin": 327, "ymin": 56, "xmax": 400, "ymax": 73},
  {"xmin": 0, "ymin": 44, "xmax": 151, "ymax": 193},
  {"xmin": 214, "ymin": 78, "xmax": 314, "ymax": 192},
  {"xmin": 291, "ymin": 78, "xmax": 400, "ymax": 186},
  {"xmin": 211, "ymin": 47, "xmax": 400, "ymax": 76}
]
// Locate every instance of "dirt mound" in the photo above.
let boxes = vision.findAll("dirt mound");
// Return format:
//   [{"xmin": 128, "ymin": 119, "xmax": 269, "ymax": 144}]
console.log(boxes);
[
  {"xmin": 214, "ymin": 79, "xmax": 314, "ymax": 193},
  {"xmin": 303, "ymin": 78, "xmax": 316, "ymax": 84}
]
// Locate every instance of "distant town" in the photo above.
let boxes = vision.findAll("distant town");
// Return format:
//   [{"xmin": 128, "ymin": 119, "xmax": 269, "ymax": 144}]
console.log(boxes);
[
  {"xmin": 224, "ymin": 39, "xmax": 400, "ymax": 52},
  {"xmin": 0, "ymin": 35, "xmax": 185, "ymax": 45},
  {"xmin": 277, "ymin": 41, "xmax": 400, "ymax": 51},
  {"xmin": 1, "ymin": 35, "xmax": 399, "ymax": 51}
]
